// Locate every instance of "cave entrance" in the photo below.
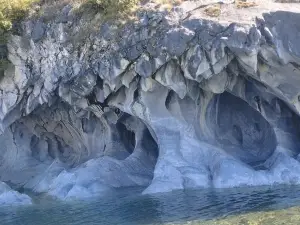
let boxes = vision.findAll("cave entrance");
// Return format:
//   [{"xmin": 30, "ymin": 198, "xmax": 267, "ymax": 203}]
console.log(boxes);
[
  {"xmin": 116, "ymin": 122, "xmax": 135, "ymax": 155},
  {"xmin": 210, "ymin": 91, "xmax": 277, "ymax": 167}
]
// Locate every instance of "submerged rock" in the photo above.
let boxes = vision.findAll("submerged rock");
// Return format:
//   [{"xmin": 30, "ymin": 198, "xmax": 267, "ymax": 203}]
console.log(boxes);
[
  {"xmin": 1, "ymin": 1, "xmax": 300, "ymax": 199},
  {"xmin": 0, "ymin": 182, "xmax": 31, "ymax": 205}
]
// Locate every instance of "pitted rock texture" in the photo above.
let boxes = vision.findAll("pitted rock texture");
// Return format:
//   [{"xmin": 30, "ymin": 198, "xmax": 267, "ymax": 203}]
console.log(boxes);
[{"xmin": 1, "ymin": 2, "xmax": 300, "ymax": 200}]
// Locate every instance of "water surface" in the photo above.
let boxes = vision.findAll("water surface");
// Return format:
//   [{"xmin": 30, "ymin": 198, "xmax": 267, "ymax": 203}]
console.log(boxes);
[{"xmin": 2, "ymin": 185, "xmax": 300, "ymax": 225}]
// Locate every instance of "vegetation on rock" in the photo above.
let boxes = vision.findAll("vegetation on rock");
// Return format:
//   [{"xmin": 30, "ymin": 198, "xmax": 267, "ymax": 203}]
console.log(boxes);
[
  {"xmin": 0, "ymin": 0, "xmax": 38, "ymax": 76},
  {"xmin": 0, "ymin": 0, "xmax": 141, "ymax": 75},
  {"xmin": 0, "ymin": 0, "xmax": 38, "ymax": 31},
  {"xmin": 84, "ymin": 0, "xmax": 140, "ymax": 18}
]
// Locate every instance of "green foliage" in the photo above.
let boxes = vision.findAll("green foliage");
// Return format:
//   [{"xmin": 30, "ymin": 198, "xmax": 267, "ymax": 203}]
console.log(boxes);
[
  {"xmin": 0, "ymin": 0, "xmax": 37, "ymax": 76},
  {"xmin": 0, "ymin": 0, "xmax": 141, "ymax": 76},
  {"xmin": 0, "ymin": 0, "xmax": 38, "ymax": 31},
  {"xmin": 83, "ymin": 0, "xmax": 140, "ymax": 19}
]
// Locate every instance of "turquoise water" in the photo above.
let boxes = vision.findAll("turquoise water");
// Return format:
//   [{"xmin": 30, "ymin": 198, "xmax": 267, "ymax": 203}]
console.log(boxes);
[{"xmin": 2, "ymin": 185, "xmax": 300, "ymax": 225}]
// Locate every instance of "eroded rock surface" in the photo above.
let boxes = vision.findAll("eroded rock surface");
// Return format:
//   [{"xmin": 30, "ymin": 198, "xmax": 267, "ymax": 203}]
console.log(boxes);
[
  {"xmin": 0, "ymin": 182, "xmax": 31, "ymax": 205},
  {"xmin": 1, "ymin": 1, "xmax": 300, "ymax": 200}
]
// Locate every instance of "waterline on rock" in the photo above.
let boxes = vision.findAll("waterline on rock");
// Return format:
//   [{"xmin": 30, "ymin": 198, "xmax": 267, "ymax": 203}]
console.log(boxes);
[{"xmin": 2, "ymin": 185, "xmax": 300, "ymax": 225}]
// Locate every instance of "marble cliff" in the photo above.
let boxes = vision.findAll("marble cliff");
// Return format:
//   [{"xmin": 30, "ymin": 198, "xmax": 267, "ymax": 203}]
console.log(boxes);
[{"xmin": 1, "ymin": 0, "xmax": 300, "ymax": 204}]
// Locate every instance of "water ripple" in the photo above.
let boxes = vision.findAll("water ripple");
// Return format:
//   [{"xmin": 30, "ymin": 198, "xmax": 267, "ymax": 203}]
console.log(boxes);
[{"xmin": 1, "ymin": 185, "xmax": 300, "ymax": 225}]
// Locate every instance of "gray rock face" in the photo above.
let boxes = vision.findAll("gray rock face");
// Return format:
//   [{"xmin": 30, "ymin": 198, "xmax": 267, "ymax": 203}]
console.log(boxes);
[
  {"xmin": 1, "ymin": 6, "xmax": 300, "ymax": 199},
  {"xmin": 0, "ymin": 182, "xmax": 31, "ymax": 205}
]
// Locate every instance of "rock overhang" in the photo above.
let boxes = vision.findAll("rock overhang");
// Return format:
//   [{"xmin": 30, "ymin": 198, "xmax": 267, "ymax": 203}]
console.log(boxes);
[{"xmin": 1, "ymin": 1, "xmax": 300, "ymax": 201}]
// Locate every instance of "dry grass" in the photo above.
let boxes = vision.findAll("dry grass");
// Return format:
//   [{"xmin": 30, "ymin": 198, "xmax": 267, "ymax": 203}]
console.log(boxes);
[
  {"xmin": 0, "ymin": 0, "xmax": 187, "ymax": 30},
  {"xmin": 0, "ymin": 0, "xmax": 142, "ymax": 27},
  {"xmin": 203, "ymin": 1, "xmax": 258, "ymax": 18},
  {"xmin": 204, "ymin": 4, "xmax": 221, "ymax": 17},
  {"xmin": 154, "ymin": 0, "xmax": 183, "ymax": 10},
  {"xmin": 83, "ymin": 0, "xmax": 140, "ymax": 18},
  {"xmin": 235, "ymin": 0, "xmax": 258, "ymax": 8}
]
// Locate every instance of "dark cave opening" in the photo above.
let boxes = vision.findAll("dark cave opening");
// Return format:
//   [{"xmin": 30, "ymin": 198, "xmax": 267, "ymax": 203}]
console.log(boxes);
[
  {"xmin": 141, "ymin": 128, "xmax": 159, "ymax": 160},
  {"xmin": 116, "ymin": 122, "xmax": 136, "ymax": 155},
  {"xmin": 209, "ymin": 91, "xmax": 277, "ymax": 167}
]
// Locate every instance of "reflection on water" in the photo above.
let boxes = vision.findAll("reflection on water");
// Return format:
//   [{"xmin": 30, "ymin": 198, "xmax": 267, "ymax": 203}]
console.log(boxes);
[{"xmin": 1, "ymin": 185, "xmax": 300, "ymax": 225}]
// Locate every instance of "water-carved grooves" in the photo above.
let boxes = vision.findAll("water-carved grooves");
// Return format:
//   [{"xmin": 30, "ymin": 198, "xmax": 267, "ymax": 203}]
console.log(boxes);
[{"xmin": 1, "ymin": 9, "xmax": 300, "ymax": 203}]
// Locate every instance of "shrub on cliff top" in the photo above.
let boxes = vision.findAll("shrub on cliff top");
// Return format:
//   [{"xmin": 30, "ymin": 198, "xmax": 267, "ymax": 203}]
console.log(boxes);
[
  {"xmin": 82, "ymin": 0, "xmax": 140, "ymax": 19},
  {"xmin": 0, "ymin": 0, "xmax": 38, "ymax": 31},
  {"xmin": 0, "ymin": 0, "xmax": 38, "ymax": 77}
]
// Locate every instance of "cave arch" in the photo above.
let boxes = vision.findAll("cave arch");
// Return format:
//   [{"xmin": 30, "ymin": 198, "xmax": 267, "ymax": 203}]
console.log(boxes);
[{"xmin": 208, "ymin": 91, "xmax": 277, "ymax": 167}]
